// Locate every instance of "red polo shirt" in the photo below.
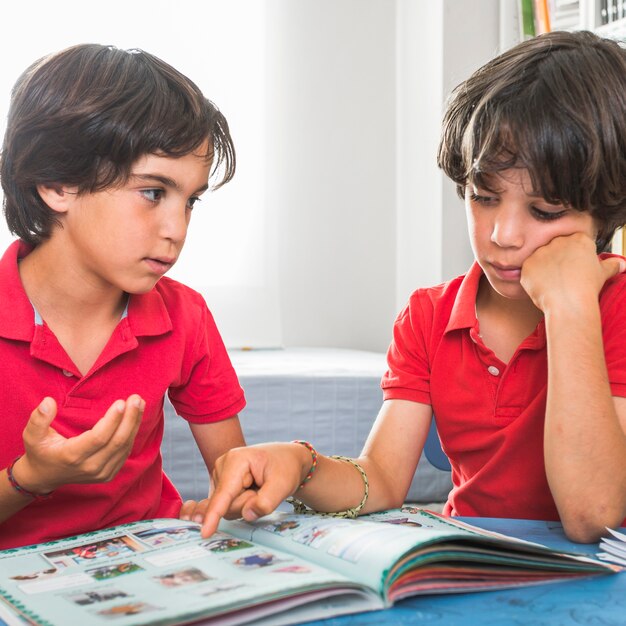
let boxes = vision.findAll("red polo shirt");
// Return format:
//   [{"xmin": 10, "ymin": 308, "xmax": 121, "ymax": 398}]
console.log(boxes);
[
  {"xmin": 0, "ymin": 241, "xmax": 245, "ymax": 549},
  {"xmin": 382, "ymin": 259, "xmax": 626, "ymax": 520}
]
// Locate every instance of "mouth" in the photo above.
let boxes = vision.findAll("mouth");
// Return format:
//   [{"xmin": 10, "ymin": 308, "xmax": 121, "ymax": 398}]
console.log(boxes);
[
  {"xmin": 144, "ymin": 257, "xmax": 176, "ymax": 276},
  {"xmin": 489, "ymin": 262, "xmax": 522, "ymax": 281}
]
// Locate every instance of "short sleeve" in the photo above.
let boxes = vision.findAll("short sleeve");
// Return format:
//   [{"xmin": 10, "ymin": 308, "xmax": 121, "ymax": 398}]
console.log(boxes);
[
  {"xmin": 381, "ymin": 291, "xmax": 432, "ymax": 405},
  {"xmin": 168, "ymin": 303, "xmax": 245, "ymax": 423}
]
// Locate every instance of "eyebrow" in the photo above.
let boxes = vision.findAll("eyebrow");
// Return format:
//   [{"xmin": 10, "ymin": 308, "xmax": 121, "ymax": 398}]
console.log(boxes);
[
  {"xmin": 130, "ymin": 173, "xmax": 209, "ymax": 195},
  {"xmin": 472, "ymin": 176, "xmax": 550, "ymax": 200}
]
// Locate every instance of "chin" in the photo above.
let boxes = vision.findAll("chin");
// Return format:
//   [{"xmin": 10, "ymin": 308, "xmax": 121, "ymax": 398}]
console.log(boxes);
[
  {"xmin": 124, "ymin": 278, "xmax": 163, "ymax": 295},
  {"xmin": 487, "ymin": 278, "xmax": 528, "ymax": 301}
]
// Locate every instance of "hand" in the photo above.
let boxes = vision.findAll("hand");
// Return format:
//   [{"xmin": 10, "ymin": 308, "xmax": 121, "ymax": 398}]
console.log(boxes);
[
  {"xmin": 182, "ymin": 443, "xmax": 309, "ymax": 538},
  {"xmin": 13, "ymin": 395, "xmax": 145, "ymax": 495},
  {"xmin": 521, "ymin": 233, "xmax": 626, "ymax": 313}
]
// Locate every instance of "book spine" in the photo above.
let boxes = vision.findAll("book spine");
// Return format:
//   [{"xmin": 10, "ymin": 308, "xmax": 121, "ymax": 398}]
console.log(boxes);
[
  {"xmin": 533, "ymin": 0, "xmax": 552, "ymax": 33},
  {"xmin": 519, "ymin": 0, "xmax": 537, "ymax": 39}
]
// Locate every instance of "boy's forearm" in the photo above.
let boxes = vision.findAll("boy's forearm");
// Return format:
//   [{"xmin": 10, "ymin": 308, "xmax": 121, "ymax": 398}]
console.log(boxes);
[
  {"xmin": 544, "ymin": 302, "xmax": 626, "ymax": 541},
  {"xmin": 295, "ymin": 402, "xmax": 428, "ymax": 515},
  {"xmin": 291, "ymin": 452, "xmax": 402, "ymax": 515},
  {"xmin": 190, "ymin": 416, "xmax": 247, "ymax": 474}
]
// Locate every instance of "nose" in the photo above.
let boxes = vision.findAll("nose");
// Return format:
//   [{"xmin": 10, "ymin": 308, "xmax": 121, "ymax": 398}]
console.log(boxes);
[
  {"xmin": 491, "ymin": 207, "xmax": 524, "ymax": 249},
  {"xmin": 160, "ymin": 203, "xmax": 190, "ymax": 244}
]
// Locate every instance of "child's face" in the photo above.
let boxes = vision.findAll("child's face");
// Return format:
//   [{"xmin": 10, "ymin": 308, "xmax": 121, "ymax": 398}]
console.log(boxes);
[
  {"xmin": 49, "ymin": 143, "xmax": 212, "ymax": 295},
  {"xmin": 465, "ymin": 168, "xmax": 596, "ymax": 302}
]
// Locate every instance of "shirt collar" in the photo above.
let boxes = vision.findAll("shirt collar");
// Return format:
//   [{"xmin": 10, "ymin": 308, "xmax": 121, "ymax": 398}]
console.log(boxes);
[
  {"xmin": 443, "ymin": 260, "xmax": 547, "ymax": 349},
  {"xmin": 0, "ymin": 240, "xmax": 37, "ymax": 341},
  {"xmin": 127, "ymin": 285, "xmax": 173, "ymax": 337},
  {"xmin": 444, "ymin": 261, "xmax": 483, "ymax": 334}
]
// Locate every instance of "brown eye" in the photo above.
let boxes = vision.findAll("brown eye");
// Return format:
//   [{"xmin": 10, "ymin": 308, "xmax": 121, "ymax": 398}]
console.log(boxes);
[
  {"xmin": 470, "ymin": 193, "xmax": 496, "ymax": 205},
  {"xmin": 531, "ymin": 207, "xmax": 566, "ymax": 221},
  {"xmin": 187, "ymin": 197, "xmax": 202, "ymax": 210}
]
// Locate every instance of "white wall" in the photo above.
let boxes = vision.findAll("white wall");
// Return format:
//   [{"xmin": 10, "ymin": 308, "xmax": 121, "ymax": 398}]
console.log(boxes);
[
  {"xmin": 271, "ymin": 0, "xmax": 500, "ymax": 351},
  {"xmin": 395, "ymin": 0, "xmax": 445, "ymax": 311},
  {"xmin": 266, "ymin": 0, "xmax": 398, "ymax": 352}
]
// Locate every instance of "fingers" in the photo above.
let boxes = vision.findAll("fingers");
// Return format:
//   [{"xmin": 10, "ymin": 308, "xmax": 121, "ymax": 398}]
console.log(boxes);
[
  {"xmin": 24, "ymin": 395, "xmax": 146, "ymax": 490},
  {"xmin": 522, "ymin": 235, "xmax": 624, "ymax": 311},
  {"xmin": 69, "ymin": 395, "xmax": 144, "ymax": 458},
  {"xmin": 84, "ymin": 395, "xmax": 144, "ymax": 452},
  {"xmin": 201, "ymin": 477, "xmax": 293, "ymax": 538},
  {"xmin": 24, "ymin": 397, "xmax": 58, "ymax": 442},
  {"xmin": 182, "ymin": 490, "xmax": 259, "ymax": 537},
  {"xmin": 601, "ymin": 256, "xmax": 626, "ymax": 281},
  {"xmin": 72, "ymin": 395, "xmax": 145, "ymax": 480},
  {"xmin": 199, "ymin": 446, "xmax": 303, "ymax": 538},
  {"xmin": 179, "ymin": 499, "xmax": 202, "ymax": 521},
  {"xmin": 200, "ymin": 468, "xmax": 255, "ymax": 537},
  {"xmin": 180, "ymin": 495, "xmax": 255, "ymax": 525},
  {"xmin": 239, "ymin": 475, "xmax": 294, "ymax": 521}
]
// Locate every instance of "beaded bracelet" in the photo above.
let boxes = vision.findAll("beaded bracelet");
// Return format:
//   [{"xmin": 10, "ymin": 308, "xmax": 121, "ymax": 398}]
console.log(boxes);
[
  {"xmin": 287, "ymin": 455, "xmax": 369, "ymax": 519},
  {"xmin": 7, "ymin": 456, "xmax": 54, "ymax": 501},
  {"xmin": 292, "ymin": 440, "xmax": 318, "ymax": 489}
]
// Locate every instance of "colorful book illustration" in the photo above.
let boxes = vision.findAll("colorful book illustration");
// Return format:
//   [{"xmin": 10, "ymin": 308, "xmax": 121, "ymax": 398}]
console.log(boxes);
[{"xmin": 0, "ymin": 508, "xmax": 620, "ymax": 626}]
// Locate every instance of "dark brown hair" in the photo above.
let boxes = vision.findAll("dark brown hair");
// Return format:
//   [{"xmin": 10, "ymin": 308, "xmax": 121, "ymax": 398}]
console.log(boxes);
[
  {"xmin": 1, "ymin": 44, "xmax": 236, "ymax": 245},
  {"xmin": 437, "ymin": 31, "xmax": 626, "ymax": 251}
]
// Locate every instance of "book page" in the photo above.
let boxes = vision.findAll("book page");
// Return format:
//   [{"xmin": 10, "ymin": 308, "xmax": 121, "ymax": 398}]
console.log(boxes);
[
  {"xmin": 0, "ymin": 519, "xmax": 381, "ymax": 626},
  {"xmin": 222, "ymin": 506, "xmax": 619, "ymax": 600},
  {"xmin": 221, "ymin": 507, "xmax": 502, "ymax": 594}
]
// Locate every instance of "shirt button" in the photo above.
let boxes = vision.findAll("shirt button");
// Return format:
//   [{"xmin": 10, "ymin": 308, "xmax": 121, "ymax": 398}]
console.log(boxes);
[
  {"xmin": 487, "ymin": 365, "xmax": 500, "ymax": 376},
  {"xmin": 62, "ymin": 369, "xmax": 74, "ymax": 377}
]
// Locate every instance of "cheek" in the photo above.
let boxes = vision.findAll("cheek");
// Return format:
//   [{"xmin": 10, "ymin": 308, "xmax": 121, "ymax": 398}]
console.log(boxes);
[
  {"xmin": 465, "ymin": 205, "xmax": 480, "ymax": 237},
  {"xmin": 465, "ymin": 211, "xmax": 491, "ymax": 249},
  {"xmin": 585, "ymin": 217, "xmax": 599, "ymax": 241},
  {"xmin": 529, "ymin": 227, "xmax": 560, "ymax": 250},
  {"xmin": 546, "ymin": 216, "xmax": 596, "ymax": 243}
]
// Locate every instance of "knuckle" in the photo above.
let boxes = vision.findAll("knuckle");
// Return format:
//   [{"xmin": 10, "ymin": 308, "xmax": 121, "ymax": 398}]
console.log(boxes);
[
  {"xmin": 252, "ymin": 496, "xmax": 274, "ymax": 517},
  {"xmin": 60, "ymin": 450, "xmax": 82, "ymax": 468},
  {"xmin": 90, "ymin": 432, "xmax": 110, "ymax": 448},
  {"xmin": 94, "ymin": 467, "xmax": 118, "ymax": 483},
  {"xmin": 84, "ymin": 458, "xmax": 120, "ymax": 482},
  {"xmin": 110, "ymin": 436, "xmax": 130, "ymax": 452},
  {"xmin": 82, "ymin": 460, "xmax": 102, "ymax": 477},
  {"xmin": 222, "ymin": 447, "xmax": 245, "ymax": 463},
  {"xmin": 216, "ymin": 446, "xmax": 248, "ymax": 470}
]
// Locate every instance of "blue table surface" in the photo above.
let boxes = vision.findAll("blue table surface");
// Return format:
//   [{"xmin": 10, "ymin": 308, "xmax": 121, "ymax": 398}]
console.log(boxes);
[{"xmin": 305, "ymin": 517, "xmax": 626, "ymax": 626}]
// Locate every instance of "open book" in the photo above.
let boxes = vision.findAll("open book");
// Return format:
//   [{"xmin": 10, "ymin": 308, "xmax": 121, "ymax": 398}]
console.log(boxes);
[{"xmin": 0, "ymin": 507, "xmax": 619, "ymax": 626}]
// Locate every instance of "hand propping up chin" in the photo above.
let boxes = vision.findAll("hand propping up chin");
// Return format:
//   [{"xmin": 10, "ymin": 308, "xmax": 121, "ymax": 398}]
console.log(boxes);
[{"xmin": 520, "ymin": 233, "xmax": 626, "ymax": 313}]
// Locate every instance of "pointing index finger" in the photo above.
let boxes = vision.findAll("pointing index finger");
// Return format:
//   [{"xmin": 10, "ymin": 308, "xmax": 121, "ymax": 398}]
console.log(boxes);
[{"xmin": 201, "ymin": 467, "xmax": 255, "ymax": 537}]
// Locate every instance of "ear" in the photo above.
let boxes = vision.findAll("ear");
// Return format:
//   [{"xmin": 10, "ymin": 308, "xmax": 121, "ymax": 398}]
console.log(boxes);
[{"xmin": 36, "ymin": 184, "xmax": 79, "ymax": 214}]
